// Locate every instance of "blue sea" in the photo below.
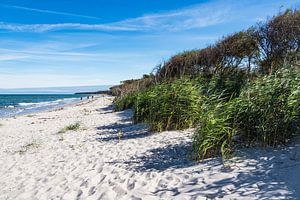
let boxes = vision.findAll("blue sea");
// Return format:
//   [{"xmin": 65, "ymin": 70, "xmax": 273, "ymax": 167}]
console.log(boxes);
[
  {"xmin": 0, "ymin": 94, "xmax": 87, "ymax": 118},
  {"xmin": 0, "ymin": 85, "xmax": 111, "ymax": 118}
]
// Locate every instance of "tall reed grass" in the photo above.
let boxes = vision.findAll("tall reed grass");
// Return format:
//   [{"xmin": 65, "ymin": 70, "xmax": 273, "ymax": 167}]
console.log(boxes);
[
  {"xmin": 192, "ymin": 68, "xmax": 300, "ymax": 159},
  {"xmin": 116, "ymin": 79, "xmax": 202, "ymax": 131}
]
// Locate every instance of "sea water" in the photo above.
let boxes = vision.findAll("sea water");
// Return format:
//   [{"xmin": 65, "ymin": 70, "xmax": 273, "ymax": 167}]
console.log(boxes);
[{"xmin": 0, "ymin": 94, "xmax": 87, "ymax": 118}]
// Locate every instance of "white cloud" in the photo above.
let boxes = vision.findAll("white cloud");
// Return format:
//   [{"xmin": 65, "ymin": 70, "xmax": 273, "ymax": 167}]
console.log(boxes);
[
  {"xmin": 0, "ymin": 23, "xmax": 138, "ymax": 32},
  {"xmin": 112, "ymin": 3, "xmax": 229, "ymax": 32},
  {"xmin": 0, "ymin": 54, "xmax": 28, "ymax": 61},
  {"xmin": 0, "ymin": 1, "xmax": 230, "ymax": 32},
  {"xmin": 0, "ymin": 47, "xmax": 163, "ymax": 64},
  {"xmin": 1, "ymin": 4, "xmax": 101, "ymax": 19}
]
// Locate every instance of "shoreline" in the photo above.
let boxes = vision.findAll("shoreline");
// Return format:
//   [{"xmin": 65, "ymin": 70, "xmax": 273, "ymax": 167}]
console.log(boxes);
[
  {"xmin": 0, "ymin": 95, "xmax": 299, "ymax": 199},
  {"xmin": 0, "ymin": 94, "xmax": 99, "ymax": 119}
]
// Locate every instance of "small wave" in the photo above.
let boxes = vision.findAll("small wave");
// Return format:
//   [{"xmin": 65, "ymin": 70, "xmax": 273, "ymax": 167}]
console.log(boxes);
[
  {"xmin": 18, "ymin": 98, "xmax": 78, "ymax": 109},
  {"xmin": 18, "ymin": 102, "xmax": 39, "ymax": 106},
  {"xmin": 19, "ymin": 100, "xmax": 61, "ymax": 107},
  {"xmin": 5, "ymin": 105, "xmax": 15, "ymax": 108}
]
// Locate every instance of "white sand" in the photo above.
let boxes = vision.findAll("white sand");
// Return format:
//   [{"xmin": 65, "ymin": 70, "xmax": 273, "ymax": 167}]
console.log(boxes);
[{"xmin": 0, "ymin": 96, "xmax": 299, "ymax": 200}]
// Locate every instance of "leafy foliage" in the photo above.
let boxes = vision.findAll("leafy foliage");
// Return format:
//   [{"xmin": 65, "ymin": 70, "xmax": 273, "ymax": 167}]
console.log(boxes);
[{"xmin": 114, "ymin": 92, "xmax": 138, "ymax": 111}]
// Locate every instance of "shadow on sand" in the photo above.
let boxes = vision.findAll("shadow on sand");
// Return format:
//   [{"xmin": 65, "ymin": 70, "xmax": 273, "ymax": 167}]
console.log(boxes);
[
  {"xmin": 127, "ymin": 141, "xmax": 195, "ymax": 171},
  {"xmin": 128, "ymin": 142, "xmax": 300, "ymax": 199},
  {"xmin": 96, "ymin": 105, "xmax": 300, "ymax": 199},
  {"xmin": 96, "ymin": 106, "xmax": 151, "ymax": 142},
  {"xmin": 96, "ymin": 123, "xmax": 150, "ymax": 142}
]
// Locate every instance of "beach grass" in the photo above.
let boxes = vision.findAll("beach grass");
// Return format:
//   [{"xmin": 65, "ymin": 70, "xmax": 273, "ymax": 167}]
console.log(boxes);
[
  {"xmin": 58, "ymin": 122, "xmax": 81, "ymax": 134},
  {"xmin": 15, "ymin": 140, "xmax": 40, "ymax": 154}
]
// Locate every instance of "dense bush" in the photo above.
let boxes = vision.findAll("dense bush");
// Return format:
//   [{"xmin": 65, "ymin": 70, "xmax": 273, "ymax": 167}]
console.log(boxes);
[
  {"xmin": 110, "ymin": 74, "xmax": 155, "ymax": 97},
  {"xmin": 198, "ymin": 68, "xmax": 248, "ymax": 99},
  {"xmin": 231, "ymin": 68, "xmax": 300, "ymax": 144},
  {"xmin": 114, "ymin": 92, "xmax": 138, "ymax": 111},
  {"xmin": 116, "ymin": 79, "xmax": 202, "ymax": 131},
  {"xmin": 254, "ymin": 10, "xmax": 300, "ymax": 74},
  {"xmin": 192, "ymin": 95, "xmax": 235, "ymax": 159},
  {"xmin": 193, "ymin": 68, "xmax": 300, "ymax": 159},
  {"xmin": 115, "ymin": 71, "xmax": 250, "ymax": 132}
]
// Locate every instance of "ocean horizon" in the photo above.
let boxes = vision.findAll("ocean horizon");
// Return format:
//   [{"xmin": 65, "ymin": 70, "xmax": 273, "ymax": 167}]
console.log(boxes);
[{"xmin": 0, "ymin": 85, "xmax": 112, "ymax": 94}]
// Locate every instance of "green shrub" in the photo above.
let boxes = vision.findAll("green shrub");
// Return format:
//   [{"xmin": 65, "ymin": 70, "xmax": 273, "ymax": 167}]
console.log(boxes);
[
  {"xmin": 115, "ymin": 71, "xmax": 249, "ymax": 133},
  {"xmin": 192, "ymin": 95, "xmax": 235, "ymax": 159},
  {"xmin": 133, "ymin": 79, "xmax": 202, "ymax": 131},
  {"xmin": 231, "ymin": 68, "xmax": 300, "ymax": 145},
  {"xmin": 193, "ymin": 68, "xmax": 300, "ymax": 159},
  {"xmin": 196, "ymin": 69, "xmax": 248, "ymax": 100},
  {"xmin": 115, "ymin": 79, "xmax": 203, "ymax": 131},
  {"xmin": 114, "ymin": 92, "xmax": 138, "ymax": 111}
]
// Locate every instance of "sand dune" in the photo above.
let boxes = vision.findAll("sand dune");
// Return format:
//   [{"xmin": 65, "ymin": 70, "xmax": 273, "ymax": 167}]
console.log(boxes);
[{"xmin": 0, "ymin": 96, "xmax": 299, "ymax": 199}]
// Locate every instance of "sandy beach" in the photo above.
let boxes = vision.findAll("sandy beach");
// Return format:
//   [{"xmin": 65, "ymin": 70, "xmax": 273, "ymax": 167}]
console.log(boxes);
[{"xmin": 0, "ymin": 95, "xmax": 299, "ymax": 200}]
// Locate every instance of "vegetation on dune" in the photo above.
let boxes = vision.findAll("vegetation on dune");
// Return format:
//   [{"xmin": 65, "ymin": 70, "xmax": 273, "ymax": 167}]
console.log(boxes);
[
  {"xmin": 254, "ymin": 10, "xmax": 300, "ymax": 74},
  {"xmin": 110, "ymin": 74, "xmax": 155, "ymax": 97},
  {"xmin": 111, "ymin": 9, "xmax": 300, "ymax": 160},
  {"xmin": 115, "ymin": 69, "xmax": 250, "ymax": 132},
  {"xmin": 58, "ymin": 122, "xmax": 81, "ymax": 134},
  {"xmin": 116, "ymin": 79, "xmax": 201, "ymax": 131},
  {"xmin": 114, "ymin": 91, "xmax": 139, "ymax": 111},
  {"xmin": 193, "ymin": 68, "xmax": 300, "ymax": 159},
  {"xmin": 231, "ymin": 68, "xmax": 300, "ymax": 146},
  {"xmin": 133, "ymin": 79, "xmax": 201, "ymax": 131}
]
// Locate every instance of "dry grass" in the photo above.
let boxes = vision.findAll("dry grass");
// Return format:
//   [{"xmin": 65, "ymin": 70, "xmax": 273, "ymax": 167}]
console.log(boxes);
[{"xmin": 14, "ymin": 140, "xmax": 40, "ymax": 154}]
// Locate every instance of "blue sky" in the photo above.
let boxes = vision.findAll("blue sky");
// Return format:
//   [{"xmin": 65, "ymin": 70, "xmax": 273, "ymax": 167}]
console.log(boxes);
[{"xmin": 0, "ymin": 0, "xmax": 299, "ymax": 89}]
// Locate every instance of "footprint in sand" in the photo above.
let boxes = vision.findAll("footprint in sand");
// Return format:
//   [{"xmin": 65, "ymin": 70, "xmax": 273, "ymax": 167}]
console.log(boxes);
[
  {"xmin": 127, "ymin": 179, "xmax": 136, "ymax": 190},
  {"xmin": 88, "ymin": 186, "xmax": 96, "ymax": 196},
  {"xmin": 76, "ymin": 189, "xmax": 83, "ymax": 200},
  {"xmin": 80, "ymin": 179, "xmax": 89, "ymax": 188},
  {"xmin": 98, "ymin": 174, "xmax": 107, "ymax": 184},
  {"xmin": 97, "ymin": 166, "xmax": 103, "ymax": 173}
]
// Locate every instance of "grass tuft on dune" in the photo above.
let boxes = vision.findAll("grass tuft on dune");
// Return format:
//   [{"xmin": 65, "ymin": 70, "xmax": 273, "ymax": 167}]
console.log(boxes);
[{"xmin": 58, "ymin": 122, "xmax": 81, "ymax": 134}]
